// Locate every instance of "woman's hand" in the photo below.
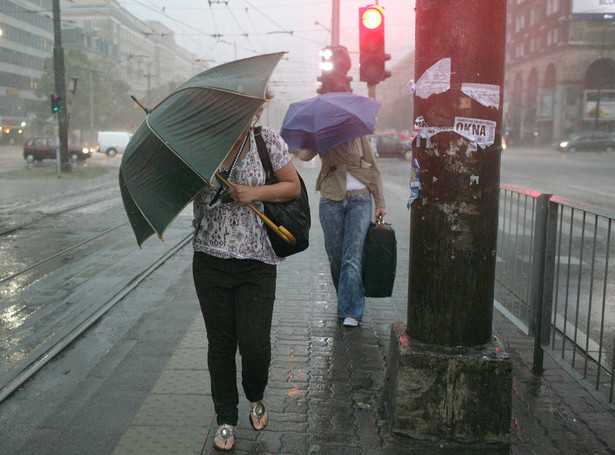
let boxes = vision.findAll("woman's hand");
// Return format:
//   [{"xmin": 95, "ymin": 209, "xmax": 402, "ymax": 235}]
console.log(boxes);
[
  {"xmin": 376, "ymin": 208, "xmax": 387, "ymax": 219},
  {"xmin": 226, "ymin": 161, "xmax": 301, "ymax": 204},
  {"xmin": 226, "ymin": 182, "xmax": 257, "ymax": 204}
]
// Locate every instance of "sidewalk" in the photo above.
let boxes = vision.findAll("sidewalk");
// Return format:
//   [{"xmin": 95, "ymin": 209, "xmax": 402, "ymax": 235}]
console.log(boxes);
[{"xmin": 108, "ymin": 160, "xmax": 615, "ymax": 455}]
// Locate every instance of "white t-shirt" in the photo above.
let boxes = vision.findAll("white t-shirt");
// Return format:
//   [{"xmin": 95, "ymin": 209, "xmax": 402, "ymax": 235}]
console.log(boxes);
[{"xmin": 346, "ymin": 171, "xmax": 367, "ymax": 191}]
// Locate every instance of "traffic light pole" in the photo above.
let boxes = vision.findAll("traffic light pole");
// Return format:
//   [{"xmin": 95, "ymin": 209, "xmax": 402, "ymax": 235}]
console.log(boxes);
[
  {"xmin": 331, "ymin": 0, "xmax": 340, "ymax": 46},
  {"xmin": 367, "ymin": 83, "xmax": 375, "ymax": 99},
  {"xmin": 52, "ymin": 0, "xmax": 70, "ymax": 174},
  {"xmin": 384, "ymin": 0, "xmax": 512, "ymax": 444}
]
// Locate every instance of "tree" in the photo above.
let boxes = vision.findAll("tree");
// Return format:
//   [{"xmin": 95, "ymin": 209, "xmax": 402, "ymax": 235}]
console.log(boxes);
[{"xmin": 34, "ymin": 48, "xmax": 143, "ymax": 143}]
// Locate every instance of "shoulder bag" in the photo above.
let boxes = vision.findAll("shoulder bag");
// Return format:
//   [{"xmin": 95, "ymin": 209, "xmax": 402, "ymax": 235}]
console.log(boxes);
[{"xmin": 253, "ymin": 127, "xmax": 311, "ymax": 257}]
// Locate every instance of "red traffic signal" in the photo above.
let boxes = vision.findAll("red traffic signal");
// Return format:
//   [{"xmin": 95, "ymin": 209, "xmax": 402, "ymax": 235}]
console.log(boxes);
[
  {"xmin": 359, "ymin": 5, "xmax": 391, "ymax": 84},
  {"xmin": 361, "ymin": 4, "xmax": 384, "ymax": 30},
  {"xmin": 317, "ymin": 45, "xmax": 353, "ymax": 94}
]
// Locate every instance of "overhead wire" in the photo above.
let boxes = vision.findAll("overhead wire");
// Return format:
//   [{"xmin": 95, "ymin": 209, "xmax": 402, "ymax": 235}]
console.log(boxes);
[{"xmin": 116, "ymin": 0, "xmax": 332, "ymax": 101}]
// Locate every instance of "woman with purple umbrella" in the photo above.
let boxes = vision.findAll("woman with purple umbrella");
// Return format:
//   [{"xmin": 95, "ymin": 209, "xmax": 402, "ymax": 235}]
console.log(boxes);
[{"xmin": 299, "ymin": 135, "xmax": 386, "ymax": 327}]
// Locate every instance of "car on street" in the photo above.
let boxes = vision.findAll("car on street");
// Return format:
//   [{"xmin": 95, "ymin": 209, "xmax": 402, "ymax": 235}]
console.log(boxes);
[
  {"xmin": 556, "ymin": 131, "xmax": 615, "ymax": 153},
  {"xmin": 23, "ymin": 137, "xmax": 91, "ymax": 163},
  {"xmin": 374, "ymin": 134, "xmax": 412, "ymax": 160},
  {"xmin": 380, "ymin": 131, "xmax": 412, "ymax": 143},
  {"xmin": 97, "ymin": 131, "xmax": 132, "ymax": 157}
]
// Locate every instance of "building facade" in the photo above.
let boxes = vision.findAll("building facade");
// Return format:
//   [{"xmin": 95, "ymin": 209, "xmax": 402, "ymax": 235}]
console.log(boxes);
[
  {"xmin": 0, "ymin": 0, "xmax": 202, "ymax": 142},
  {"xmin": 60, "ymin": 0, "xmax": 200, "ymax": 103},
  {"xmin": 0, "ymin": 0, "xmax": 54, "ymax": 143},
  {"xmin": 504, "ymin": 0, "xmax": 615, "ymax": 145}
]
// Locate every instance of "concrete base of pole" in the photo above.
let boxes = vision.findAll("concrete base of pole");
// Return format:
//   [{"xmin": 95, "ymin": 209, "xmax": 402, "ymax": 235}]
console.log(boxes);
[{"xmin": 384, "ymin": 322, "xmax": 512, "ymax": 446}]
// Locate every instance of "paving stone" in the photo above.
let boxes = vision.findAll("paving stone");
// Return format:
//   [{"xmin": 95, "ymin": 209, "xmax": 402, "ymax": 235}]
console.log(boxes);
[{"xmin": 107, "ymin": 161, "xmax": 615, "ymax": 455}]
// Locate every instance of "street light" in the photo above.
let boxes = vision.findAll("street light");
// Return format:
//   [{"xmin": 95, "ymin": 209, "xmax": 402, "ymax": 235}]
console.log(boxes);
[{"xmin": 68, "ymin": 76, "xmax": 78, "ymax": 102}]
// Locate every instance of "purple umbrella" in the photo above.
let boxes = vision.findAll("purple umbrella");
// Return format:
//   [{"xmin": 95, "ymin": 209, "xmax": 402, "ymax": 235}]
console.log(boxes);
[{"xmin": 280, "ymin": 92, "xmax": 381, "ymax": 155}]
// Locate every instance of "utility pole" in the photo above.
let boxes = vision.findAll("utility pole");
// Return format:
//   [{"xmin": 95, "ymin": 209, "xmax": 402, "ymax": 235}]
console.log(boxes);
[
  {"xmin": 89, "ymin": 70, "xmax": 95, "ymax": 143},
  {"xmin": 385, "ymin": 0, "xmax": 512, "ymax": 445},
  {"xmin": 331, "ymin": 0, "xmax": 340, "ymax": 46},
  {"xmin": 52, "ymin": 0, "xmax": 70, "ymax": 173},
  {"xmin": 410, "ymin": 0, "xmax": 506, "ymax": 346}
]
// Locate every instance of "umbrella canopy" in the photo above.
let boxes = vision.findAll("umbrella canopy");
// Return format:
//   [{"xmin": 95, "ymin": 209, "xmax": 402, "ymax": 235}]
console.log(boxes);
[
  {"xmin": 280, "ymin": 92, "xmax": 381, "ymax": 155},
  {"xmin": 120, "ymin": 52, "xmax": 285, "ymax": 247}
]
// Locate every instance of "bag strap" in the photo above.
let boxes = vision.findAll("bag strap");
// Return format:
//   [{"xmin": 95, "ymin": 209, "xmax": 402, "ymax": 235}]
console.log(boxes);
[{"xmin": 253, "ymin": 126, "xmax": 277, "ymax": 184}]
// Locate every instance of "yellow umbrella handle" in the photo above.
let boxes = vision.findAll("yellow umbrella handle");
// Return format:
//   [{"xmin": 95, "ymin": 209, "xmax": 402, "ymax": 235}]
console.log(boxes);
[
  {"xmin": 131, "ymin": 95, "xmax": 151, "ymax": 114},
  {"xmin": 214, "ymin": 173, "xmax": 297, "ymax": 245}
]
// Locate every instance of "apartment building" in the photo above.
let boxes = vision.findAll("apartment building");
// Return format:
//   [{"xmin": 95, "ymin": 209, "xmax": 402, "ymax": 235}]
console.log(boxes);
[{"xmin": 504, "ymin": 0, "xmax": 615, "ymax": 144}]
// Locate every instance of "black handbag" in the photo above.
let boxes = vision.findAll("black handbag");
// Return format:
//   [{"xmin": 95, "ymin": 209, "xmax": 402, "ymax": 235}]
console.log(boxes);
[
  {"xmin": 253, "ymin": 127, "xmax": 311, "ymax": 257},
  {"xmin": 363, "ymin": 217, "xmax": 397, "ymax": 297}
]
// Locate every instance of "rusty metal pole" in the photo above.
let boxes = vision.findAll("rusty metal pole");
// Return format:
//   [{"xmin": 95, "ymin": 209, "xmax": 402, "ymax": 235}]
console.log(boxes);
[
  {"xmin": 409, "ymin": 0, "xmax": 507, "ymax": 347},
  {"xmin": 331, "ymin": 0, "xmax": 340, "ymax": 47}
]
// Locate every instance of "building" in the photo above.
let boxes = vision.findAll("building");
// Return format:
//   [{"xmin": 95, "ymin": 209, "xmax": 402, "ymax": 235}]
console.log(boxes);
[
  {"xmin": 374, "ymin": 51, "xmax": 414, "ymax": 134},
  {"xmin": 60, "ymin": 0, "xmax": 201, "ymax": 103},
  {"xmin": 504, "ymin": 0, "xmax": 615, "ymax": 145},
  {"xmin": 0, "ymin": 0, "xmax": 54, "ymax": 143},
  {"xmin": 0, "ymin": 0, "xmax": 202, "ymax": 143}
]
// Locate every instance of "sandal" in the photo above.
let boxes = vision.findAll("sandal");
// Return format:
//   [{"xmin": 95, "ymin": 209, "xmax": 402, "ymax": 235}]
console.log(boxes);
[
  {"xmin": 214, "ymin": 424, "xmax": 234, "ymax": 451},
  {"xmin": 249, "ymin": 400, "xmax": 268, "ymax": 431}
]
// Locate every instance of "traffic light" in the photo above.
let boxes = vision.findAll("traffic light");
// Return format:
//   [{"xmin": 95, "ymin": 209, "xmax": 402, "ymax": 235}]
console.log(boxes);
[
  {"xmin": 359, "ymin": 5, "xmax": 391, "ymax": 84},
  {"xmin": 50, "ymin": 94, "xmax": 63, "ymax": 112},
  {"xmin": 317, "ymin": 45, "xmax": 352, "ymax": 94}
]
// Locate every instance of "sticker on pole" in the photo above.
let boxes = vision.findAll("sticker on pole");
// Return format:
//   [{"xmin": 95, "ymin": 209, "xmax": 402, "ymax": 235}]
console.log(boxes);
[
  {"xmin": 461, "ymin": 83, "xmax": 500, "ymax": 109},
  {"xmin": 415, "ymin": 58, "xmax": 451, "ymax": 99},
  {"xmin": 453, "ymin": 117, "xmax": 496, "ymax": 148}
]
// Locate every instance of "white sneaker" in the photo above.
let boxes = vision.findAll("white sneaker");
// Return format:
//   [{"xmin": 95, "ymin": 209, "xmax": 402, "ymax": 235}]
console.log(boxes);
[{"xmin": 343, "ymin": 317, "xmax": 359, "ymax": 327}]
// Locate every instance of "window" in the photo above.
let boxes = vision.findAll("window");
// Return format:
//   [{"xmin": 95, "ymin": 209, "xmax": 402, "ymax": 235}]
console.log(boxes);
[
  {"xmin": 92, "ymin": 19, "xmax": 100, "ymax": 30},
  {"xmin": 547, "ymin": 27, "xmax": 560, "ymax": 46}
]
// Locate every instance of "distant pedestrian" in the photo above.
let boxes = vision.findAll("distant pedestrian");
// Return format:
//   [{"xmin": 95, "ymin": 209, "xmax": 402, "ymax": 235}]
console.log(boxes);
[
  {"xmin": 299, "ymin": 135, "xmax": 386, "ymax": 327},
  {"xmin": 192, "ymin": 106, "xmax": 300, "ymax": 451}
]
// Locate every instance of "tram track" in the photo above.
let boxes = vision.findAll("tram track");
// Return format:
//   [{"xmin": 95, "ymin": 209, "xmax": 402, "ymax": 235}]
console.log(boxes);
[
  {"xmin": 0, "ymin": 181, "xmax": 118, "ymax": 237},
  {"xmin": 0, "ymin": 175, "xmax": 195, "ymax": 404},
  {"xmin": 0, "ymin": 222, "xmax": 129, "ymax": 284},
  {"xmin": 0, "ymin": 230, "xmax": 192, "ymax": 403}
]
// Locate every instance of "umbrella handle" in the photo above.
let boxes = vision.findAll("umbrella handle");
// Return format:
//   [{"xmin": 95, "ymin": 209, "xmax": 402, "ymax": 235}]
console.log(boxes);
[
  {"xmin": 131, "ymin": 95, "xmax": 151, "ymax": 114},
  {"xmin": 251, "ymin": 206, "xmax": 297, "ymax": 245},
  {"xmin": 214, "ymin": 173, "xmax": 297, "ymax": 245}
]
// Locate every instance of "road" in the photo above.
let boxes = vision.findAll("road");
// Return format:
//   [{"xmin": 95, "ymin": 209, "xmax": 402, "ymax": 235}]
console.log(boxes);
[
  {"xmin": 1, "ymin": 143, "xmax": 614, "ymax": 452},
  {"xmin": 4, "ymin": 143, "xmax": 615, "ymax": 208},
  {"xmin": 500, "ymin": 145, "xmax": 615, "ymax": 211}
]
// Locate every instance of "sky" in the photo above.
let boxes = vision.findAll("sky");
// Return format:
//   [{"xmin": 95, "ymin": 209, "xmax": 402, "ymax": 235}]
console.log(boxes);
[{"xmin": 117, "ymin": 0, "xmax": 415, "ymax": 103}]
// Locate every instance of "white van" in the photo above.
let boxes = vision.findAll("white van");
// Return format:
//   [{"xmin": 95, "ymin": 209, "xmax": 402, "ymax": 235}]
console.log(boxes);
[{"xmin": 97, "ymin": 131, "xmax": 132, "ymax": 157}]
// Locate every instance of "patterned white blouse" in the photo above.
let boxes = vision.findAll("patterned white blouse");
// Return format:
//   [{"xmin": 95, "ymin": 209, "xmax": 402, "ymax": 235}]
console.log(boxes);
[{"xmin": 192, "ymin": 127, "xmax": 291, "ymax": 265}]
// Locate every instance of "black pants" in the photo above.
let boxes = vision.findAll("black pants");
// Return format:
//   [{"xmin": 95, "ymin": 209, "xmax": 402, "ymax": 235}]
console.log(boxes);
[{"xmin": 192, "ymin": 252, "xmax": 276, "ymax": 426}]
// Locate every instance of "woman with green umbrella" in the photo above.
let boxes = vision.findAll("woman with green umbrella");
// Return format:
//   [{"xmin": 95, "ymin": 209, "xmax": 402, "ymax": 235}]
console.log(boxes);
[{"xmin": 192, "ymin": 105, "xmax": 300, "ymax": 451}]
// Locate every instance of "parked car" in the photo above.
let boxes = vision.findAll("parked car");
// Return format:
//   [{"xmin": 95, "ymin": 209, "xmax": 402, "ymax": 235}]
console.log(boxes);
[
  {"xmin": 23, "ymin": 137, "xmax": 91, "ymax": 163},
  {"xmin": 375, "ymin": 134, "xmax": 412, "ymax": 160},
  {"xmin": 97, "ymin": 131, "xmax": 132, "ymax": 157},
  {"xmin": 556, "ymin": 131, "xmax": 615, "ymax": 153},
  {"xmin": 381, "ymin": 131, "xmax": 412, "ymax": 143}
]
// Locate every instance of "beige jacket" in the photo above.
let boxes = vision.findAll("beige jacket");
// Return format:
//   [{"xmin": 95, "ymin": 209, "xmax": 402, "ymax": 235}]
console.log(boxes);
[{"xmin": 298, "ymin": 136, "xmax": 385, "ymax": 209}]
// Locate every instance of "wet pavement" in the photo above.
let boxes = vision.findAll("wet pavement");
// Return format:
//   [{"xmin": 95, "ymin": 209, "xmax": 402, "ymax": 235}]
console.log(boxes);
[{"xmin": 0, "ymin": 151, "xmax": 614, "ymax": 454}]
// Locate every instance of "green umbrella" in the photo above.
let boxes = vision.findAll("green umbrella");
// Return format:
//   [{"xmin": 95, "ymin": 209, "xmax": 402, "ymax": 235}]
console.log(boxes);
[{"xmin": 119, "ymin": 52, "xmax": 285, "ymax": 247}]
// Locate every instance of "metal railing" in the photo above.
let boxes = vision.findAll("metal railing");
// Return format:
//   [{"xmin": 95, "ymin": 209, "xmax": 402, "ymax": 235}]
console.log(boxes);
[{"xmin": 495, "ymin": 184, "xmax": 615, "ymax": 408}]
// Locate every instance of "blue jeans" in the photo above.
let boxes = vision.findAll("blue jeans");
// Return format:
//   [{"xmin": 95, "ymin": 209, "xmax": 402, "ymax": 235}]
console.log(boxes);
[{"xmin": 319, "ymin": 193, "xmax": 372, "ymax": 321}]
